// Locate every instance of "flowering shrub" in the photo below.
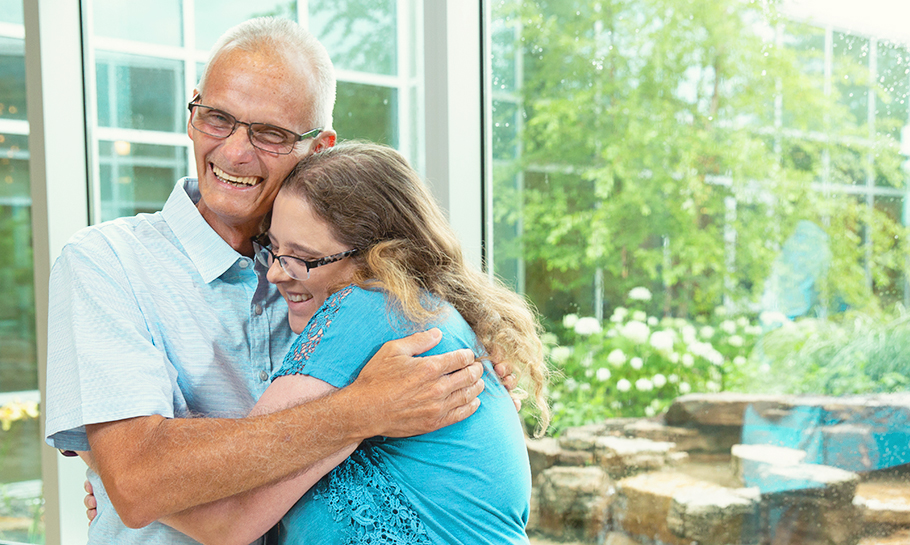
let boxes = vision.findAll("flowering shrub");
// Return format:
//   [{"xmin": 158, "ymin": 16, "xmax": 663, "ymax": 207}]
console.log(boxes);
[
  {"xmin": 538, "ymin": 287, "xmax": 761, "ymax": 435},
  {"xmin": 0, "ymin": 400, "xmax": 39, "ymax": 432}
]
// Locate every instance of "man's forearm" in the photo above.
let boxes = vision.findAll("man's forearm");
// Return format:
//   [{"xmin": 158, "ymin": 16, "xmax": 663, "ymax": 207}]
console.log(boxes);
[{"xmin": 88, "ymin": 387, "xmax": 370, "ymax": 528}]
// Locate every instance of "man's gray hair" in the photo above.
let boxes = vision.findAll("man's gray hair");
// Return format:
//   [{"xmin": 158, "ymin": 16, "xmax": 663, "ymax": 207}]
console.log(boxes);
[{"xmin": 197, "ymin": 17, "xmax": 336, "ymax": 129}]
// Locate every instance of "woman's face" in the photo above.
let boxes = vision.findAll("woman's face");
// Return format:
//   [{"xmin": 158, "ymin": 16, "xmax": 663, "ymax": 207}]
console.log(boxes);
[{"xmin": 266, "ymin": 189, "xmax": 358, "ymax": 334}]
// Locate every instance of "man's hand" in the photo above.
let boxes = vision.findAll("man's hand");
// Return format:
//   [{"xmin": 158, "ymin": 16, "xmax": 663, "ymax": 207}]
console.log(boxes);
[
  {"xmin": 344, "ymin": 328, "xmax": 485, "ymax": 439},
  {"xmin": 85, "ymin": 479, "xmax": 97, "ymax": 524},
  {"xmin": 492, "ymin": 360, "xmax": 522, "ymax": 411}
]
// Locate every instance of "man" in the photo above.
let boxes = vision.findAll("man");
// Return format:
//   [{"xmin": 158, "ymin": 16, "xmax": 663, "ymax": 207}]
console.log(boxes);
[{"xmin": 46, "ymin": 17, "xmax": 510, "ymax": 543}]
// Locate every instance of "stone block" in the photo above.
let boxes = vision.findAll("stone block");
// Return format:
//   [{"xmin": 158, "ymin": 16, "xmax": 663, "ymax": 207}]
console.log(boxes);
[
  {"xmin": 536, "ymin": 466, "xmax": 612, "ymax": 542},
  {"xmin": 623, "ymin": 419, "xmax": 711, "ymax": 452},
  {"xmin": 527, "ymin": 436, "xmax": 561, "ymax": 482},
  {"xmin": 666, "ymin": 393, "xmax": 791, "ymax": 427},
  {"xmin": 667, "ymin": 486, "xmax": 760, "ymax": 545},
  {"xmin": 854, "ymin": 479, "xmax": 910, "ymax": 527},
  {"xmin": 614, "ymin": 471, "xmax": 718, "ymax": 545},
  {"xmin": 559, "ymin": 449, "xmax": 595, "ymax": 467},
  {"xmin": 593, "ymin": 436, "xmax": 676, "ymax": 478}
]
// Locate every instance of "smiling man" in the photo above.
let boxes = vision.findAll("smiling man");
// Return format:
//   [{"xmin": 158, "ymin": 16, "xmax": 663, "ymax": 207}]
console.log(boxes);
[{"xmin": 44, "ymin": 18, "xmax": 496, "ymax": 544}]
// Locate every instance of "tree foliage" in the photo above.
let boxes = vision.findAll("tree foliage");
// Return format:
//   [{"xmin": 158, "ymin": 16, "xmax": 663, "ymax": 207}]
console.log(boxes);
[{"xmin": 492, "ymin": 0, "xmax": 910, "ymax": 323}]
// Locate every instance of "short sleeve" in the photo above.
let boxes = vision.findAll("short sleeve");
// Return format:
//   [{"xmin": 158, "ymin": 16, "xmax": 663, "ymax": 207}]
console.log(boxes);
[{"xmin": 273, "ymin": 286, "xmax": 479, "ymax": 390}]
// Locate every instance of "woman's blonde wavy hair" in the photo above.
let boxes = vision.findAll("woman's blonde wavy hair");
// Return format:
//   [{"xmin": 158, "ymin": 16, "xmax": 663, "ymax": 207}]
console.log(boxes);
[{"xmin": 281, "ymin": 141, "xmax": 549, "ymax": 434}]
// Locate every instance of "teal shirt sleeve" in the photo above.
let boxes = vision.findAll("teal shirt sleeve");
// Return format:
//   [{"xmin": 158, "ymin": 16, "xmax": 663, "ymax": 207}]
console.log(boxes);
[{"xmin": 273, "ymin": 285, "xmax": 479, "ymax": 388}]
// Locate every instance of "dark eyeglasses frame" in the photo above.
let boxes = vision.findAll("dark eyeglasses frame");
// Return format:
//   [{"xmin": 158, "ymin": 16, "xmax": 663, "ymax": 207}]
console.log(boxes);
[
  {"xmin": 188, "ymin": 96, "xmax": 322, "ymax": 155},
  {"xmin": 251, "ymin": 235, "xmax": 358, "ymax": 280}
]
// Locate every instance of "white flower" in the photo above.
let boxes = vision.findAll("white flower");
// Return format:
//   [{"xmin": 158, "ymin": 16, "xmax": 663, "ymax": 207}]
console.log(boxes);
[
  {"xmin": 727, "ymin": 335, "xmax": 744, "ymax": 347},
  {"xmin": 645, "ymin": 406, "xmax": 657, "ymax": 417},
  {"xmin": 714, "ymin": 305, "xmax": 728, "ymax": 316},
  {"xmin": 580, "ymin": 382, "xmax": 592, "ymax": 391},
  {"xmin": 610, "ymin": 307, "xmax": 629, "ymax": 323},
  {"xmin": 596, "ymin": 367, "xmax": 612, "ymax": 381},
  {"xmin": 707, "ymin": 350, "xmax": 724, "ymax": 366},
  {"xmin": 759, "ymin": 363, "xmax": 771, "ymax": 374},
  {"xmin": 635, "ymin": 378, "xmax": 654, "ymax": 391},
  {"xmin": 668, "ymin": 373, "xmax": 679, "ymax": 383},
  {"xmin": 550, "ymin": 346, "xmax": 573, "ymax": 364},
  {"xmin": 563, "ymin": 314, "xmax": 579, "ymax": 329},
  {"xmin": 607, "ymin": 349, "xmax": 627, "ymax": 367},
  {"xmin": 681, "ymin": 325, "xmax": 697, "ymax": 344},
  {"xmin": 721, "ymin": 320, "xmax": 736, "ymax": 334},
  {"xmin": 669, "ymin": 352, "xmax": 680, "ymax": 363},
  {"xmin": 647, "ymin": 316, "xmax": 658, "ymax": 326},
  {"xmin": 621, "ymin": 320, "xmax": 650, "ymax": 344},
  {"xmin": 745, "ymin": 325, "xmax": 763, "ymax": 336},
  {"xmin": 706, "ymin": 380, "xmax": 720, "ymax": 392},
  {"xmin": 653, "ymin": 373, "xmax": 667, "ymax": 388},
  {"xmin": 699, "ymin": 326, "xmax": 715, "ymax": 339},
  {"xmin": 610, "ymin": 401, "xmax": 623, "ymax": 410},
  {"xmin": 736, "ymin": 317, "xmax": 749, "ymax": 327},
  {"xmin": 679, "ymin": 381, "xmax": 691, "ymax": 393},
  {"xmin": 606, "ymin": 328, "xmax": 618, "ymax": 337},
  {"xmin": 617, "ymin": 378, "xmax": 632, "ymax": 392},
  {"xmin": 628, "ymin": 287, "xmax": 652, "ymax": 301},
  {"xmin": 540, "ymin": 332, "xmax": 558, "ymax": 346},
  {"xmin": 630, "ymin": 357, "xmax": 643, "ymax": 370},
  {"xmin": 565, "ymin": 378, "xmax": 578, "ymax": 392},
  {"xmin": 580, "ymin": 352, "xmax": 594, "ymax": 367},
  {"xmin": 734, "ymin": 356, "xmax": 747, "ymax": 366},
  {"xmin": 632, "ymin": 310, "xmax": 647, "ymax": 322},
  {"xmin": 574, "ymin": 317, "xmax": 603, "ymax": 336},
  {"xmin": 649, "ymin": 330, "xmax": 675, "ymax": 353},
  {"xmin": 682, "ymin": 353, "xmax": 695, "ymax": 367},
  {"xmin": 585, "ymin": 369, "xmax": 594, "ymax": 378}
]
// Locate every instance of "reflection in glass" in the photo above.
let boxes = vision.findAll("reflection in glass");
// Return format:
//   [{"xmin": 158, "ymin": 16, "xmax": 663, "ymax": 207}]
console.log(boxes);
[
  {"xmin": 333, "ymin": 81, "xmax": 397, "ymax": 147},
  {"xmin": 309, "ymin": 0, "xmax": 396, "ymax": 76},
  {"xmin": 96, "ymin": 53, "xmax": 184, "ymax": 132},
  {"xmin": 92, "ymin": 0, "xmax": 183, "ymax": 47},
  {"xmin": 98, "ymin": 141, "xmax": 188, "ymax": 221}
]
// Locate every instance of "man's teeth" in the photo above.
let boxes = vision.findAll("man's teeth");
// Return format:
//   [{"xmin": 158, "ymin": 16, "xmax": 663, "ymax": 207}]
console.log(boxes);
[
  {"xmin": 287, "ymin": 293, "xmax": 313, "ymax": 303},
  {"xmin": 213, "ymin": 165, "xmax": 259, "ymax": 186}
]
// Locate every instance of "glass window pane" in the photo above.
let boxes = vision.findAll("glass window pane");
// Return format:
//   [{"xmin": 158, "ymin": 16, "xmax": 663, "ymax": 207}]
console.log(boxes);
[
  {"xmin": 0, "ymin": 31, "xmax": 41, "ymax": 544},
  {"xmin": 96, "ymin": 53, "xmax": 184, "ymax": 132},
  {"xmin": 489, "ymin": 2, "xmax": 910, "ymax": 543},
  {"xmin": 92, "ymin": 0, "xmax": 183, "ymax": 47},
  {"xmin": 309, "ymin": 0, "xmax": 396, "ymax": 76},
  {"xmin": 98, "ymin": 141, "xmax": 188, "ymax": 222},
  {"xmin": 194, "ymin": 0, "xmax": 298, "ymax": 51},
  {"xmin": 0, "ymin": 38, "xmax": 27, "ymax": 122},
  {"xmin": 333, "ymin": 81, "xmax": 398, "ymax": 146},
  {"xmin": 0, "ymin": 0, "xmax": 23, "ymax": 25}
]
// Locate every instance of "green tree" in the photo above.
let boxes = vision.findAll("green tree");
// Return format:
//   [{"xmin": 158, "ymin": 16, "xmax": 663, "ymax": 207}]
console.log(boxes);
[{"xmin": 493, "ymin": 0, "xmax": 910, "ymax": 323}]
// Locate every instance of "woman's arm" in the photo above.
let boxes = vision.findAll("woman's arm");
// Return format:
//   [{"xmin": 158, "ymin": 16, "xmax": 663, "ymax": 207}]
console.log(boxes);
[{"xmin": 159, "ymin": 375, "xmax": 357, "ymax": 545}]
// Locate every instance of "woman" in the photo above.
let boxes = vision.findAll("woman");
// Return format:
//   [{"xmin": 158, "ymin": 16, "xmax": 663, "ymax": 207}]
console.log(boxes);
[{"xmin": 165, "ymin": 141, "xmax": 549, "ymax": 544}]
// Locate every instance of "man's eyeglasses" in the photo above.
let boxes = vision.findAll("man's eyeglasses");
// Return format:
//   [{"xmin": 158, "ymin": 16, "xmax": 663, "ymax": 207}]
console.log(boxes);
[
  {"xmin": 251, "ymin": 235, "xmax": 358, "ymax": 280},
  {"xmin": 188, "ymin": 97, "xmax": 322, "ymax": 155}
]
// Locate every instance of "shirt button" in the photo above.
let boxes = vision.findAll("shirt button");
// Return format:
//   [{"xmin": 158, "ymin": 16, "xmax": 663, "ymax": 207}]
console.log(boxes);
[
  {"xmin": 259, "ymin": 370, "xmax": 269, "ymax": 382},
  {"xmin": 238, "ymin": 260, "xmax": 249, "ymax": 269},
  {"xmin": 253, "ymin": 304, "xmax": 263, "ymax": 315}
]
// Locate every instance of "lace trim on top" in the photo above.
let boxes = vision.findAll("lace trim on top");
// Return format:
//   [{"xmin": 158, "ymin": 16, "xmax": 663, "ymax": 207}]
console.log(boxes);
[
  {"xmin": 274, "ymin": 285, "xmax": 355, "ymax": 377},
  {"xmin": 312, "ymin": 444, "xmax": 431, "ymax": 545}
]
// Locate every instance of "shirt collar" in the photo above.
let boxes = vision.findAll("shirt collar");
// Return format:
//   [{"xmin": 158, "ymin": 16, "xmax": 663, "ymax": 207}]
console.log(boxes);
[{"xmin": 161, "ymin": 178, "xmax": 243, "ymax": 283}]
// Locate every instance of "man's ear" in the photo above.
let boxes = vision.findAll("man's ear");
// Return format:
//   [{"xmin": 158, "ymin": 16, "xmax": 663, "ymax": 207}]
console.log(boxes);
[
  {"xmin": 312, "ymin": 130, "xmax": 337, "ymax": 153},
  {"xmin": 187, "ymin": 90, "xmax": 200, "ymax": 139}
]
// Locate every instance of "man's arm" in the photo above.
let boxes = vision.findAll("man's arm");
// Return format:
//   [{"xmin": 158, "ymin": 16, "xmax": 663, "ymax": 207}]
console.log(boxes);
[{"xmin": 87, "ymin": 328, "xmax": 483, "ymax": 529}]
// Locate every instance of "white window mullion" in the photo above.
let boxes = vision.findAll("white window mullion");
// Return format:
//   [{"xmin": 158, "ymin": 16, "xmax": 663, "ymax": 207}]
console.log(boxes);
[
  {"xmin": 422, "ymin": 0, "xmax": 483, "ymax": 268},
  {"xmin": 24, "ymin": 0, "xmax": 91, "ymax": 543}
]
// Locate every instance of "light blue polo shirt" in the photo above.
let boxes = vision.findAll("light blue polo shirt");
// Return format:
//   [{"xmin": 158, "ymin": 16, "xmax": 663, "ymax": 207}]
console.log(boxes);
[{"xmin": 44, "ymin": 179, "xmax": 294, "ymax": 544}]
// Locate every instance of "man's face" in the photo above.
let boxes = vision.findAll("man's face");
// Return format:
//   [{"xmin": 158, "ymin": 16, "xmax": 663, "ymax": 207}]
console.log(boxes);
[{"xmin": 189, "ymin": 48, "xmax": 334, "ymax": 239}]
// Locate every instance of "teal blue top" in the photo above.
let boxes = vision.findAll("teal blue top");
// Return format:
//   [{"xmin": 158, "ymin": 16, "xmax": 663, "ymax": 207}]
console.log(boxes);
[{"xmin": 274, "ymin": 285, "xmax": 531, "ymax": 544}]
